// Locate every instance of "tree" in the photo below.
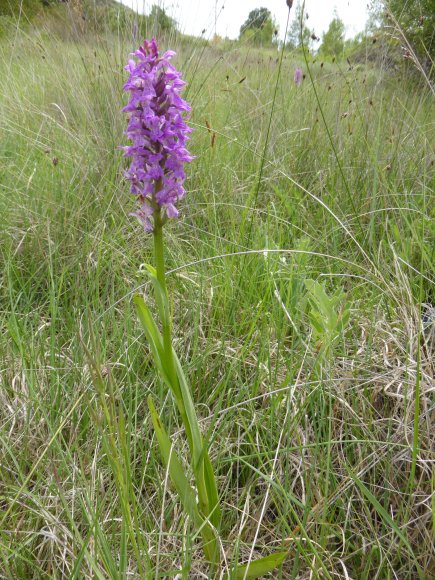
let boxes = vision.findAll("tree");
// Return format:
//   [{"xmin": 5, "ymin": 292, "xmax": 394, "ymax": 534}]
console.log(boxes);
[
  {"xmin": 240, "ymin": 7, "xmax": 271, "ymax": 35},
  {"xmin": 149, "ymin": 4, "xmax": 176, "ymax": 33},
  {"xmin": 286, "ymin": 1, "xmax": 313, "ymax": 50},
  {"xmin": 366, "ymin": 0, "xmax": 383, "ymax": 33},
  {"xmin": 320, "ymin": 11, "xmax": 345, "ymax": 57},
  {"xmin": 239, "ymin": 7, "xmax": 277, "ymax": 47},
  {"xmin": 343, "ymin": 31, "xmax": 366, "ymax": 57},
  {"xmin": 386, "ymin": 0, "xmax": 434, "ymax": 59}
]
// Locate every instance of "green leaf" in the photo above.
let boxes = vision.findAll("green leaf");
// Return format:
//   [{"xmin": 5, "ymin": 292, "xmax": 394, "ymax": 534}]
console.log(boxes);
[
  {"xmin": 134, "ymin": 294, "xmax": 163, "ymax": 356},
  {"xmin": 147, "ymin": 396, "xmax": 202, "ymax": 527},
  {"xmin": 173, "ymin": 352, "xmax": 206, "ymax": 471},
  {"xmin": 148, "ymin": 396, "xmax": 219, "ymax": 565},
  {"xmin": 233, "ymin": 551, "xmax": 288, "ymax": 579},
  {"xmin": 134, "ymin": 294, "xmax": 173, "ymax": 389},
  {"xmin": 141, "ymin": 263, "xmax": 170, "ymax": 327},
  {"xmin": 136, "ymin": 293, "xmax": 221, "ymax": 552},
  {"xmin": 203, "ymin": 448, "xmax": 221, "ymax": 529},
  {"xmin": 173, "ymin": 353, "xmax": 216, "ymax": 521},
  {"xmin": 173, "ymin": 355, "xmax": 221, "ymax": 555}
]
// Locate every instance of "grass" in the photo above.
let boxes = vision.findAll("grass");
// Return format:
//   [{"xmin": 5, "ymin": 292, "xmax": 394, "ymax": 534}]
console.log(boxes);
[{"xmin": 0, "ymin": 4, "xmax": 434, "ymax": 578}]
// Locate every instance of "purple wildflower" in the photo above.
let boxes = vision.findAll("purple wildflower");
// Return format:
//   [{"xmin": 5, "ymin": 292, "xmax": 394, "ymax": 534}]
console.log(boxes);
[
  {"xmin": 122, "ymin": 38, "xmax": 194, "ymax": 231},
  {"xmin": 294, "ymin": 67, "xmax": 303, "ymax": 86}
]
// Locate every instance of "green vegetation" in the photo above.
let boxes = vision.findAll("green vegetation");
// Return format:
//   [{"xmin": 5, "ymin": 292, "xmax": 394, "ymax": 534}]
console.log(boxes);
[
  {"xmin": 319, "ymin": 12, "xmax": 345, "ymax": 58},
  {"xmin": 0, "ymin": 1, "xmax": 177, "ymax": 38},
  {"xmin": 239, "ymin": 7, "xmax": 278, "ymax": 48},
  {"xmin": 387, "ymin": 0, "xmax": 434, "ymax": 60},
  {"xmin": 148, "ymin": 4, "xmax": 176, "ymax": 33},
  {"xmin": 0, "ymin": 1, "xmax": 433, "ymax": 578},
  {"xmin": 286, "ymin": 0, "xmax": 314, "ymax": 51},
  {"xmin": 0, "ymin": 0, "xmax": 46, "ymax": 17}
]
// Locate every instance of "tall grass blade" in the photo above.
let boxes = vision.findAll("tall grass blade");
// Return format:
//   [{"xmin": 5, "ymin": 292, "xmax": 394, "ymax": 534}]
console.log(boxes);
[{"xmin": 349, "ymin": 470, "xmax": 424, "ymax": 580}]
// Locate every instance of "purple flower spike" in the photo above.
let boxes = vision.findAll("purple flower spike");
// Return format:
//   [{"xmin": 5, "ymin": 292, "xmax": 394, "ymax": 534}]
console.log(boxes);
[
  {"xmin": 122, "ymin": 38, "xmax": 194, "ymax": 231},
  {"xmin": 294, "ymin": 67, "xmax": 303, "ymax": 86}
]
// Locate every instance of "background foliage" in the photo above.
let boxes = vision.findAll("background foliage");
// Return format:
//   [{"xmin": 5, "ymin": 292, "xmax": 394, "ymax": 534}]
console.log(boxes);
[{"xmin": 387, "ymin": 0, "xmax": 434, "ymax": 60}]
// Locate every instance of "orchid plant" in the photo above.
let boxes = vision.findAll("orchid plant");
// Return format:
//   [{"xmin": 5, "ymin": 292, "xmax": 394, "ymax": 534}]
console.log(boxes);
[{"xmin": 122, "ymin": 38, "xmax": 288, "ymax": 577}]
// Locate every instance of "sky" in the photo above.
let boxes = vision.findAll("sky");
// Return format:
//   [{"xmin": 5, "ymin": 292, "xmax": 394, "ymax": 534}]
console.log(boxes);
[{"xmin": 118, "ymin": 1, "xmax": 370, "ymax": 41}]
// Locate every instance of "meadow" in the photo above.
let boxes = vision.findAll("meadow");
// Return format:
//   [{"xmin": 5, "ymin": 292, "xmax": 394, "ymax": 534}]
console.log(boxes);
[{"xmin": 0, "ymin": 5, "xmax": 434, "ymax": 578}]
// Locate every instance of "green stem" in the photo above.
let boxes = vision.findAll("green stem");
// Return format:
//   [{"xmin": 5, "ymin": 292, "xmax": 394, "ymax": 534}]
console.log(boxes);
[
  {"xmin": 153, "ymin": 211, "xmax": 194, "ymax": 452},
  {"xmin": 153, "ymin": 210, "xmax": 178, "ymax": 388},
  {"xmin": 152, "ymin": 209, "xmax": 219, "ymax": 567}
]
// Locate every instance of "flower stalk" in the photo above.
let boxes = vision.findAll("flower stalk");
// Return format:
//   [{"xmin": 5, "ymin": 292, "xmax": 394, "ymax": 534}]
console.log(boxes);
[
  {"xmin": 150, "ymin": 206, "xmax": 219, "ymax": 566},
  {"xmin": 121, "ymin": 38, "xmax": 220, "ymax": 566},
  {"xmin": 123, "ymin": 37, "xmax": 288, "ymax": 577},
  {"xmin": 152, "ymin": 208, "xmax": 177, "ymax": 386}
]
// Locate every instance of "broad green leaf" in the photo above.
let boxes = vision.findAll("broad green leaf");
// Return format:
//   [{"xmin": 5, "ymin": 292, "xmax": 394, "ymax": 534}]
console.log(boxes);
[
  {"xmin": 134, "ymin": 295, "xmax": 174, "ymax": 391},
  {"xmin": 147, "ymin": 396, "xmax": 202, "ymax": 527},
  {"xmin": 141, "ymin": 263, "xmax": 157, "ymax": 278},
  {"xmin": 141, "ymin": 263, "xmax": 170, "ymax": 327},
  {"xmin": 148, "ymin": 396, "xmax": 219, "ymax": 565},
  {"xmin": 136, "ymin": 293, "xmax": 220, "ymax": 540},
  {"xmin": 233, "ymin": 551, "xmax": 288, "ymax": 579},
  {"xmin": 173, "ymin": 352, "xmax": 205, "ymax": 468},
  {"xmin": 173, "ymin": 354, "xmax": 221, "ymax": 547}
]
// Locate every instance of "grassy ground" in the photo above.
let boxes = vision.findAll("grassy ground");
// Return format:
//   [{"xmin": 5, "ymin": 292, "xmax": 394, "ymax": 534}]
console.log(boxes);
[{"xmin": 0, "ymin": 6, "xmax": 434, "ymax": 579}]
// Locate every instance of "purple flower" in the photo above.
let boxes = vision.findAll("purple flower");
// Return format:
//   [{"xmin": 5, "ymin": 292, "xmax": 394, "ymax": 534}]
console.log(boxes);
[
  {"xmin": 122, "ymin": 38, "xmax": 194, "ymax": 231},
  {"xmin": 294, "ymin": 67, "xmax": 303, "ymax": 86}
]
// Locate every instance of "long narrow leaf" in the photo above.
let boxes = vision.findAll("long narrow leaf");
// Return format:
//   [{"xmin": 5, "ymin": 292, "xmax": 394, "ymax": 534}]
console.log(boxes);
[
  {"xmin": 173, "ymin": 352, "xmax": 221, "ymax": 535},
  {"xmin": 134, "ymin": 295, "xmax": 174, "ymax": 390},
  {"xmin": 232, "ymin": 551, "xmax": 288, "ymax": 579},
  {"xmin": 173, "ymin": 353, "xmax": 211, "ymax": 517},
  {"xmin": 134, "ymin": 294, "xmax": 164, "ymax": 357},
  {"xmin": 349, "ymin": 471, "xmax": 424, "ymax": 580},
  {"xmin": 148, "ymin": 396, "xmax": 219, "ymax": 565},
  {"xmin": 141, "ymin": 263, "xmax": 170, "ymax": 327},
  {"xmin": 147, "ymin": 396, "xmax": 202, "ymax": 527},
  {"xmin": 135, "ymin": 292, "xmax": 209, "ymax": 491},
  {"xmin": 136, "ymin": 294, "xmax": 220, "ymax": 538},
  {"xmin": 173, "ymin": 353, "xmax": 205, "ymax": 467},
  {"xmin": 203, "ymin": 449, "xmax": 221, "ymax": 529}
]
